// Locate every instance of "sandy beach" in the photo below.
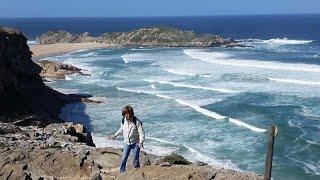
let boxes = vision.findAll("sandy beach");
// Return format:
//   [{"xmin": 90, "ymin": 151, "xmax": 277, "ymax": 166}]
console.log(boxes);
[{"xmin": 30, "ymin": 42, "xmax": 112, "ymax": 60}]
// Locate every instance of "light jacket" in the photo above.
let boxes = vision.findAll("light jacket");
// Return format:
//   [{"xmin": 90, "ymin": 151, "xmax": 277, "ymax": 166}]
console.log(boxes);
[{"xmin": 114, "ymin": 116, "xmax": 145, "ymax": 145}]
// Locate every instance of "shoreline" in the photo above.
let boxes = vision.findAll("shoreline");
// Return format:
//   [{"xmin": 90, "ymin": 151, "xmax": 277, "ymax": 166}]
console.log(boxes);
[{"xmin": 30, "ymin": 42, "xmax": 114, "ymax": 60}]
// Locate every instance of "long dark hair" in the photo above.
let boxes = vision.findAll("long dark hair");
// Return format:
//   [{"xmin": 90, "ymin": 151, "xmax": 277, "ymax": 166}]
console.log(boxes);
[{"xmin": 122, "ymin": 105, "xmax": 134, "ymax": 117}]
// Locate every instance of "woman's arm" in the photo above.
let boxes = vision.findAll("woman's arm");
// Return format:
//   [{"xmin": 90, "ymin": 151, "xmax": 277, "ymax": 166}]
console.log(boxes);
[
  {"xmin": 137, "ymin": 121, "xmax": 145, "ymax": 144},
  {"xmin": 113, "ymin": 123, "xmax": 123, "ymax": 137}
]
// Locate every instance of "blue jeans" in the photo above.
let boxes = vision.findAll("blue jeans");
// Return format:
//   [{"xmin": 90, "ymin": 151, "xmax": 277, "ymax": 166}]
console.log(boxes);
[{"xmin": 119, "ymin": 143, "xmax": 140, "ymax": 172}]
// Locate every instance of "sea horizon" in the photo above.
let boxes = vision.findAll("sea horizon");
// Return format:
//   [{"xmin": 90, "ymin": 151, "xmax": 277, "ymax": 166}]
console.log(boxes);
[{"xmin": 1, "ymin": 14, "xmax": 320, "ymax": 41}]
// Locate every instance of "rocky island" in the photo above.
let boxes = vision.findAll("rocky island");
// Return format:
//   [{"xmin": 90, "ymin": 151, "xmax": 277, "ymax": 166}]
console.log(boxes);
[
  {"xmin": 0, "ymin": 26, "xmax": 263, "ymax": 179},
  {"xmin": 36, "ymin": 27, "xmax": 239, "ymax": 47}
]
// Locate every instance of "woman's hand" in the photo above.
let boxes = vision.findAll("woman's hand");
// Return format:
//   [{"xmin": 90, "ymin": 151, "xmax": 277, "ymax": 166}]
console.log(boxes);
[
  {"xmin": 138, "ymin": 143, "xmax": 144, "ymax": 149},
  {"xmin": 107, "ymin": 135, "xmax": 116, "ymax": 140}
]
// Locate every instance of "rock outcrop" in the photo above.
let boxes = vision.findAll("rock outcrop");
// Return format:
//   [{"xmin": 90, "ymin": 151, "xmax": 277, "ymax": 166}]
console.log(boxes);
[
  {"xmin": 0, "ymin": 27, "xmax": 87, "ymax": 125},
  {"xmin": 36, "ymin": 60, "xmax": 86, "ymax": 80},
  {"xmin": 37, "ymin": 30, "xmax": 96, "ymax": 44},
  {"xmin": 37, "ymin": 27, "xmax": 240, "ymax": 47},
  {"xmin": 0, "ymin": 122, "xmax": 263, "ymax": 180}
]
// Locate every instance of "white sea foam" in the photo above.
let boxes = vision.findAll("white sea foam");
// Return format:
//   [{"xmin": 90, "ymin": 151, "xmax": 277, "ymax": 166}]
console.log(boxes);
[
  {"xmin": 184, "ymin": 49, "xmax": 320, "ymax": 73},
  {"xmin": 150, "ymin": 84, "xmax": 156, "ymax": 89},
  {"xmin": 92, "ymin": 135, "xmax": 123, "ymax": 148},
  {"xmin": 189, "ymin": 98, "xmax": 223, "ymax": 106},
  {"xmin": 63, "ymin": 57, "xmax": 102, "ymax": 73},
  {"xmin": 269, "ymin": 77, "xmax": 320, "ymax": 85},
  {"xmin": 147, "ymin": 137, "xmax": 238, "ymax": 169},
  {"xmin": 244, "ymin": 38, "xmax": 312, "ymax": 46},
  {"xmin": 116, "ymin": 87, "xmax": 154, "ymax": 94},
  {"xmin": 262, "ymin": 38, "xmax": 312, "ymax": 45},
  {"xmin": 142, "ymin": 145, "xmax": 177, "ymax": 156},
  {"xmin": 121, "ymin": 53, "xmax": 152, "ymax": 64},
  {"xmin": 143, "ymin": 79, "xmax": 237, "ymax": 93},
  {"xmin": 43, "ymin": 78, "xmax": 55, "ymax": 83},
  {"xmin": 80, "ymin": 52, "xmax": 96, "ymax": 57},
  {"xmin": 312, "ymin": 54, "xmax": 319, "ymax": 58},
  {"xmin": 287, "ymin": 154, "xmax": 320, "ymax": 175},
  {"xmin": 184, "ymin": 145, "xmax": 239, "ymax": 170},
  {"xmin": 63, "ymin": 58, "xmax": 89, "ymax": 70},
  {"xmin": 163, "ymin": 68, "xmax": 212, "ymax": 78},
  {"xmin": 92, "ymin": 135, "xmax": 176, "ymax": 156},
  {"xmin": 163, "ymin": 68, "xmax": 197, "ymax": 76},
  {"xmin": 117, "ymin": 87, "xmax": 267, "ymax": 133},
  {"xmin": 65, "ymin": 75, "xmax": 73, "ymax": 81},
  {"xmin": 146, "ymin": 137, "xmax": 176, "ymax": 145},
  {"xmin": 306, "ymin": 140, "xmax": 320, "ymax": 146},
  {"xmin": 71, "ymin": 49, "xmax": 89, "ymax": 53},
  {"xmin": 53, "ymin": 88, "xmax": 80, "ymax": 94},
  {"xmin": 88, "ymin": 96, "xmax": 108, "ymax": 103},
  {"xmin": 27, "ymin": 40, "xmax": 38, "ymax": 46},
  {"xmin": 130, "ymin": 48, "xmax": 154, "ymax": 51}
]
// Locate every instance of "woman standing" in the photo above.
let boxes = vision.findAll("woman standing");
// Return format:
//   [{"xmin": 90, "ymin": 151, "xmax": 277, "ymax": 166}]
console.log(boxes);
[{"xmin": 109, "ymin": 105, "xmax": 145, "ymax": 173}]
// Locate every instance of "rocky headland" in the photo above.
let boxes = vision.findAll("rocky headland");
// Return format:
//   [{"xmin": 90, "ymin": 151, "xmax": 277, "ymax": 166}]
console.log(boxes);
[
  {"xmin": 0, "ymin": 27, "xmax": 94, "ymax": 126},
  {"xmin": 0, "ymin": 26, "xmax": 262, "ymax": 179},
  {"xmin": 36, "ymin": 27, "xmax": 241, "ymax": 47},
  {"xmin": 36, "ymin": 60, "xmax": 87, "ymax": 80}
]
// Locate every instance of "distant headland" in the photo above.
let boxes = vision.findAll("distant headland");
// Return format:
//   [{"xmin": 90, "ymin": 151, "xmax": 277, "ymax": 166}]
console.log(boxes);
[{"xmin": 36, "ymin": 27, "xmax": 241, "ymax": 48}]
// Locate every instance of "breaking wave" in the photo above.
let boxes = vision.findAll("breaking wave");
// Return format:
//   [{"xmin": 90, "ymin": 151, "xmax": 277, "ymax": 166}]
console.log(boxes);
[
  {"xmin": 184, "ymin": 49, "xmax": 320, "ymax": 73},
  {"xmin": 269, "ymin": 77, "xmax": 320, "ymax": 85},
  {"xmin": 143, "ymin": 79, "xmax": 237, "ymax": 93},
  {"xmin": 116, "ymin": 87, "xmax": 267, "ymax": 133}
]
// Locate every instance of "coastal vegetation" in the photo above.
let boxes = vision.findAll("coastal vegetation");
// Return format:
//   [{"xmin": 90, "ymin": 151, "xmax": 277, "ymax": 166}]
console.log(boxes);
[{"xmin": 37, "ymin": 27, "xmax": 240, "ymax": 47}]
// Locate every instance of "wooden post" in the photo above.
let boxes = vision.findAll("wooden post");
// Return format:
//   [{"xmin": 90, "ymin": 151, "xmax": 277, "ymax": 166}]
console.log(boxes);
[{"xmin": 264, "ymin": 124, "xmax": 277, "ymax": 180}]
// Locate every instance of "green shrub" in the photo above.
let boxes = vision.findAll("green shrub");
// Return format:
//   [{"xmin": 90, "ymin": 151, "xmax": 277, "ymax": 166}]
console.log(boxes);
[
  {"xmin": 163, "ymin": 153, "xmax": 191, "ymax": 165},
  {"xmin": 0, "ymin": 142, "xmax": 7, "ymax": 148}
]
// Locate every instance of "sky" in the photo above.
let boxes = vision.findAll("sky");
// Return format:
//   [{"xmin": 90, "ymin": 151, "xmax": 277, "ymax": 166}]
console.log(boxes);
[{"xmin": 1, "ymin": 0, "xmax": 320, "ymax": 18}]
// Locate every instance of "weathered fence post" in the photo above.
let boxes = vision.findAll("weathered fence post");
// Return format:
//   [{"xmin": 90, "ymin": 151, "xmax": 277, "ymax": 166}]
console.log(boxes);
[{"xmin": 264, "ymin": 124, "xmax": 278, "ymax": 180}]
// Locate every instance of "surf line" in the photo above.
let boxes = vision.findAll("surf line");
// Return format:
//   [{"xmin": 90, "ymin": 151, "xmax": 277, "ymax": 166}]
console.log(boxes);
[
  {"xmin": 142, "ymin": 79, "xmax": 237, "ymax": 94},
  {"xmin": 117, "ymin": 87, "xmax": 267, "ymax": 133},
  {"xmin": 269, "ymin": 77, "xmax": 320, "ymax": 86}
]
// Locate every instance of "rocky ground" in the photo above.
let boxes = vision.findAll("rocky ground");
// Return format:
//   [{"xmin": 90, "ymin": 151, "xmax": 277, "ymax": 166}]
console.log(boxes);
[
  {"xmin": 0, "ymin": 122, "xmax": 263, "ymax": 180},
  {"xmin": 36, "ymin": 27, "xmax": 242, "ymax": 47}
]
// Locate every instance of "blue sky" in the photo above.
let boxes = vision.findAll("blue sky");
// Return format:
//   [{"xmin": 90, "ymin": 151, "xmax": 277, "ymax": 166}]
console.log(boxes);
[{"xmin": 1, "ymin": 0, "xmax": 320, "ymax": 17}]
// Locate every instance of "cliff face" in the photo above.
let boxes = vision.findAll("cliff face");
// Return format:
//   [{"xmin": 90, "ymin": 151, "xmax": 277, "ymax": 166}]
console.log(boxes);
[
  {"xmin": 0, "ymin": 27, "xmax": 81, "ymax": 125},
  {"xmin": 36, "ymin": 27, "xmax": 238, "ymax": 47}
]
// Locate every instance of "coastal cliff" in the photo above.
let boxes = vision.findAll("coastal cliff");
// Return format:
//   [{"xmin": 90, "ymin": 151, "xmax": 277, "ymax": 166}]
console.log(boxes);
[
  {"xmin": 0, "ymin": 27, "xmax": 85, "ymax": 126},
  {"xmin": 36, "ymin": 27, "xmax": 239, "ymax": 47}
]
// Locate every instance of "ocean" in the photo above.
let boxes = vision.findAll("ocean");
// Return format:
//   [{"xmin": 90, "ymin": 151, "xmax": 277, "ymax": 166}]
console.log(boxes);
[{"xmin": 1, "ymin": 15, "xmax": 320, "ymax": 179}]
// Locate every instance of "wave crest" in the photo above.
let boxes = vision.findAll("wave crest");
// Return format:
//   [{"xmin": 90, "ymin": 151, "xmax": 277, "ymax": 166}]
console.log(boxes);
[
  {"xmin": 269, "ymin": 77, "xmax": 320, "ymax": 85},
  {"xmin": 184, "ymin": 49, "xmax": 320, "ymax": 73},
  {"xmin": 116, "ymin": 87, "xmax": 267, "ymax": 133},
  {"xmin": 143, "ymin": 79, "xmax": 237, "ymax": 93}
]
